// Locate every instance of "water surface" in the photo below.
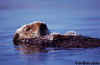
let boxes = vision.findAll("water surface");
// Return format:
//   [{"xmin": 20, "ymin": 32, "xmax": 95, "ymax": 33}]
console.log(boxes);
[{"xmin": 0, "ymin": 0, "xmax": 100, "ymax": 65}]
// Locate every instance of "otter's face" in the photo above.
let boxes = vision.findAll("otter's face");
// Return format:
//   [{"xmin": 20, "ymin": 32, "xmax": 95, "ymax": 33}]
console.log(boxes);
[{"xmin": 13, "ymin": 22, "xmax": 49, "ymax": 45}]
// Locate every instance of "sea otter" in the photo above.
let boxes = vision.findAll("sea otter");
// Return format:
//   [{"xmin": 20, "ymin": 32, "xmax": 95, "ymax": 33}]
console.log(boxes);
[
  {"xmin": 13, "ymin": 21, "xmax": 49, "ymax": 45},
  {"xmin": 13, "ymin": 21, "xmax": 100, "ymax": 53}
]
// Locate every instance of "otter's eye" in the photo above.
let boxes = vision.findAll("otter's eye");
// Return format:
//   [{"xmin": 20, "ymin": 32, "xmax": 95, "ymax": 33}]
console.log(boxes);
[{"xmin": 26, "ymin": 27, "xmax": 31, "ymax": 31}]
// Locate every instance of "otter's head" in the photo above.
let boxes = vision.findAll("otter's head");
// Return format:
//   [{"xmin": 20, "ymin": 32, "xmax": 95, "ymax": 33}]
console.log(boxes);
[{"xmin": 13, "ymin": 21, "xmax": 49, "ymax": 45}]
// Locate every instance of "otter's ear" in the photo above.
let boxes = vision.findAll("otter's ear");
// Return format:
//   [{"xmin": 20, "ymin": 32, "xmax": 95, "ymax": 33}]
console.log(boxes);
[{"xmin": 40, "ymin": 23, "xmax": 50, "ymax": 35}]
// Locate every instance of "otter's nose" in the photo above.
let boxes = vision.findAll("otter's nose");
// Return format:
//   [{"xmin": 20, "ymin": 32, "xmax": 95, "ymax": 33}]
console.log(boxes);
[{"xmin": 13, "ymin": 33, "xmax": 20, "ymax": 45}]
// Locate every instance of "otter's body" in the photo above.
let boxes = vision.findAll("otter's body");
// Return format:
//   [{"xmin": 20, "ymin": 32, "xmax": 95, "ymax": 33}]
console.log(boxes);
[{"xmin": 17, "ymin": 35, "xmax": 100, "ymax": 48}]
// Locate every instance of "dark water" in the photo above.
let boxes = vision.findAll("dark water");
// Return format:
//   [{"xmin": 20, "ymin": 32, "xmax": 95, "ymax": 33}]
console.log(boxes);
[{"xmin": 0, "ymin": 0, "xmax": 100, "ymax": 65}]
